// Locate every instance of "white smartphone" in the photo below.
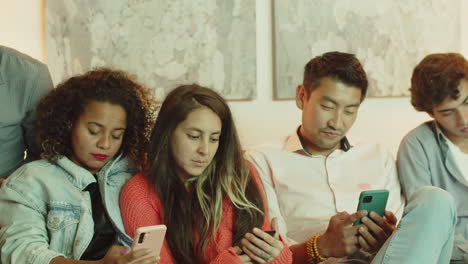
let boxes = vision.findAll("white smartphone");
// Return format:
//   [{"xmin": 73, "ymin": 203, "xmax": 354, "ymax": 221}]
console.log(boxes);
[{"xmin": 131, "ymin": 225, "xmax": 167, "ymax": 259}]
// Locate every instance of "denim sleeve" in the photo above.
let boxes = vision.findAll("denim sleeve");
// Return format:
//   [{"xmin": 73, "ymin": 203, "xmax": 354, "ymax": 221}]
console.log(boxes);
[
  {"xmin": 396, "ymin": 134, "xmax": 433, "ymax": 199},
  {"xmin": 0, "ymin": 182, "xmax": 64, "ymax": 264}
]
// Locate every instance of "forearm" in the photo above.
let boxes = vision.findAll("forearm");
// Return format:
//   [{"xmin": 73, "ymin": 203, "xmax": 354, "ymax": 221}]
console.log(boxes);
[
  {"xmin": 290, "ymin": 235, "xmax": 335, "ymax": 264},
  {"xmin": 50, "ymin": 257, "xmax": 99, "ymax": 264}
]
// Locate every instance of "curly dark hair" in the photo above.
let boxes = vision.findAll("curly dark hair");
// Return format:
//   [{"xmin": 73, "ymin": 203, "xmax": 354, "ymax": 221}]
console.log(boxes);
[
  {"xmin": 36, "ymin": 68, "xmax": 157, "ymax": 168},
  {"xmin": 303, "ymin": 51, "xmax": 368, "ymax": 102},
  {"xmin": 410, "ymin": 53, "xmax": 468, "ymax": 114}
]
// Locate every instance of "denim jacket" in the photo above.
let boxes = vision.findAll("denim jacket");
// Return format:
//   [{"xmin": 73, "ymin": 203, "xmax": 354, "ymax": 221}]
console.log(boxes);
[{"xmin": 0, "ymin": 154, "xmax": 135, "ymax": 264}]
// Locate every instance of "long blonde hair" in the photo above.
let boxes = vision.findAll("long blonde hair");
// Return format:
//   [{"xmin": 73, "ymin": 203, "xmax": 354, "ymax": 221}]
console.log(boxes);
[{"xmin": 146, "ymin": 84, "xmax": 264, "ymax": 263}]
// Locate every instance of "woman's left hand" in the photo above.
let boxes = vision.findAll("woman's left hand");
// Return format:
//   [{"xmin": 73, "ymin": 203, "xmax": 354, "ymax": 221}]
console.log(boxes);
[{"xmin": 240, "ymin": 218, "xmax": 284, "ymax": 263}]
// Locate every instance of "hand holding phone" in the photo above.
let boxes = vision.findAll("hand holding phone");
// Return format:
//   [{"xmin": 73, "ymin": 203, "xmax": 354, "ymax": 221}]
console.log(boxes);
[
  {"xmin": 131, "ymin": 225, "xmax": 167, "ymax": 260},
  {"xmin": 240, "ymin": 217, "xmax": 283, "ymax": 262},
  {"xmin": 353, "ymin": 190, "xmax": 389, "ymax": 226}
]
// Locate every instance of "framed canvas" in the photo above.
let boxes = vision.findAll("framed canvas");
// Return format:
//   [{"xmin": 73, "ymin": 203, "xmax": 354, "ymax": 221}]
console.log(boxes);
[
  {"xmin": 273, "ymin": 0, "xmax": 461, "ymax": 99},
  {"xmin": 46, "ymin": 0, "xmax": 257, "ymax": 100}
]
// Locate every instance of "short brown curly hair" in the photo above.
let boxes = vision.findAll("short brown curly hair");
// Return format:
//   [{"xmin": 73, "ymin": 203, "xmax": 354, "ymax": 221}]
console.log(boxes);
[
  {"xmin": 411, "ymin": 53, "xmax": 468, "ymax": 114},
  {"xmin": 36, "ymin": 68, "xmax": 157, "ymax": 168}
]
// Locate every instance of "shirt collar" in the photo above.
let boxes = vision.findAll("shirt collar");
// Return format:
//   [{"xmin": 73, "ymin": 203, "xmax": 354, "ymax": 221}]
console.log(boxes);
[
  {"xmin": 284, "ymin": 126, "xmax": 352, "ymax": 155},
  {"xmin": 431, "ymin": 121, "xmax": 450, "ymax": 147}
]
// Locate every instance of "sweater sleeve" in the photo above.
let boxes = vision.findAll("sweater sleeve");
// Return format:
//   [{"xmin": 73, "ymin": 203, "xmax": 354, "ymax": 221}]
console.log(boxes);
[
  {"xmin": 208, "ymin": 247, "xmax": 244, "ymax": 264},
  {"xmin": 207, "ymin": 243, "xmax": 292, "ymax": 264},
  {"xmin": 119, "ymin": 173, "xmax": 176, "ymax": 264},
  {"xmin": 120, "ymin": 173, "xmax": 162, "ymax": 238}
]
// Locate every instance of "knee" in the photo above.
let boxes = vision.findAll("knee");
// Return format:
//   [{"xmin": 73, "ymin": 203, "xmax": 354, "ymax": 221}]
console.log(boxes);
[{"xmin": 407, "ymin": 186, "xmax": 457, "ymax": 222}]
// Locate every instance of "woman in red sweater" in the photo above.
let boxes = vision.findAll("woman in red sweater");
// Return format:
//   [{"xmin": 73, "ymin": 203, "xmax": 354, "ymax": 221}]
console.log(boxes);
[{"xmin": 120, "ymin": 84, "xmax": 292, "ymax": 264}]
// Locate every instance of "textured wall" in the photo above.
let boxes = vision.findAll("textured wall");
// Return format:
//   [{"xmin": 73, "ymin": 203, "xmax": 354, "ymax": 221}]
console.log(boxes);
[
  {"xmin": 273, "ymin": 0, "xmax": 461, "ymax": 98},
  {"xmin": 45, "ymin": 0, "xmax": 256, "ymax": 100}
]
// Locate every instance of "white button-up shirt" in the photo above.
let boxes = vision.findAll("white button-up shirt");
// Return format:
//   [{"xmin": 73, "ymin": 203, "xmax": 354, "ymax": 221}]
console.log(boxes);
[{"xmin": 246, "ymin": 129, "xmax": 405, "ymax": 244}]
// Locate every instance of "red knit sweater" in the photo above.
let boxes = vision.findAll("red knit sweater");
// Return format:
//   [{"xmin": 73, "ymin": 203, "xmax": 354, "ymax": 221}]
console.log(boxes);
[{"xmin": 120, "ymin": 166, "xmax": 292, "ymax": 264}]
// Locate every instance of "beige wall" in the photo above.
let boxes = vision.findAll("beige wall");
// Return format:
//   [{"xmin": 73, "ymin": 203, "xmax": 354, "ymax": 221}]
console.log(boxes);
[
  {"xmin": 3, "ymin": 0, "xmax": 467, "ymax": 156},
  {"xmin": 0, "ymin": 0, "xmax": 44, "ymax": 61}
]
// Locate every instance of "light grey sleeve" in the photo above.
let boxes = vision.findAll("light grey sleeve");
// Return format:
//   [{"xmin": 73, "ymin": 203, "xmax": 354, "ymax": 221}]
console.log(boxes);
[
  {"xmin": 396, "ymin": 134, "xmax": 433, "ymax": 199},
  {"xmin": 21, "ymin": 63, "xmax": 53, "ymax": 159}
]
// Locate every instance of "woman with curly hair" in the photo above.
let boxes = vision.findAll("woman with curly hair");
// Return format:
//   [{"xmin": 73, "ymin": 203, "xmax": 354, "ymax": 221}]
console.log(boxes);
[
  {"xmin": 120, "ymin": 84, "xmax": 293, "ymax": 264},
  {"xmin": 0, "ymin": 68, "xmax": 159, "ymax": 264}
]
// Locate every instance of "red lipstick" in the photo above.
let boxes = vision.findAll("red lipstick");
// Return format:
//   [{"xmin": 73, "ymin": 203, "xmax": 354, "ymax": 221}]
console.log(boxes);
[{"xmin": 92, "ymin": 154, "xmax": 108, "ymax": 161}]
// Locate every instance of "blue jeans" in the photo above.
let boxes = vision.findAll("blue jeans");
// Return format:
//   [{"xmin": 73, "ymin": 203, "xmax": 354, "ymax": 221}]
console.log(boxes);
[{"xmin": 371, "ymin": 186, "xmax": 457, "ymax": 264}]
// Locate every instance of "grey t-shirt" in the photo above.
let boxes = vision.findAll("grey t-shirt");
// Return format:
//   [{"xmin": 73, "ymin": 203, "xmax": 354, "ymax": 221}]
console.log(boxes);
[{"xmin": 0, "ymin": 46, "xmax": 53, "ymax": 177}]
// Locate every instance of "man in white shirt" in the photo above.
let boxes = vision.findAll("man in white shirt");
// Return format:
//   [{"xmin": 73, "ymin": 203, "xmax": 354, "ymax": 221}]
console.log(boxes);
[
  {"xmin": 398, "ymin": 53, "xmax": 468, "ymax": 262},
  {"xmin": 246, "ymin": 51, "xmax": 457, "ymax": 263}
]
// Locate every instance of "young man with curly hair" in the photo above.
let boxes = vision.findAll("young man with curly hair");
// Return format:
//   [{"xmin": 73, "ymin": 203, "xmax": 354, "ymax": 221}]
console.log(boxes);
[{"xmin": 398, "ymin": 53, "xmax": 468, "ymax": 262}]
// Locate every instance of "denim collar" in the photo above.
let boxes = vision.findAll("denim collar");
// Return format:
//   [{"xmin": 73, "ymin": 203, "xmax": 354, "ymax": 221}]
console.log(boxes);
[{"xmin": 55, "ymin": 153, "xmax": 123, "ymax": 191}]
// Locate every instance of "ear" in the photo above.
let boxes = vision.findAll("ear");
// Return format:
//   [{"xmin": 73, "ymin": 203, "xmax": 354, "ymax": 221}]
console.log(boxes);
[{"xmin": 296, "ymin": 85, "xmax": 306, "ymax": 110}]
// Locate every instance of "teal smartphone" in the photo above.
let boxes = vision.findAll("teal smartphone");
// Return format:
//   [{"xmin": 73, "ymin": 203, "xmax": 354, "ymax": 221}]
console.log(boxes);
[{"xmin": 353, "ymin": 189, "xmax": 389, "ymax": 226}]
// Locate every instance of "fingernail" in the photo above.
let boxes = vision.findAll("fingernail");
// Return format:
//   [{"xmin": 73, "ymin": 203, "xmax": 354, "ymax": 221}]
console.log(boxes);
[
  {"xmin": 360, "ymin": 226, "xmax": 367, "ymax": 232},
  {"xmin": 362, "ymin": 216, "xmax": 368, "ymax": 222},
  {"xmin": 253, "ymin": 227, "xmax": 260, "ymax": 232},
  {"xmin": 370, "ymin": 212, "xmax": 376, "ymax": 217},
  {"xmin": 123, "ymin": 248, "xmax": 131, "ymax": 255}
]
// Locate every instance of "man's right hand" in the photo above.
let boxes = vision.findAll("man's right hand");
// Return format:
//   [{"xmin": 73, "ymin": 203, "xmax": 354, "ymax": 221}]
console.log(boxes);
[
  {"xmin": 100, "ymin": 245, "xmax": 160, "ymax": 264},
  {"xmin": 317, "ymin": 210, "xmax": 368, "ymax": 258}
]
